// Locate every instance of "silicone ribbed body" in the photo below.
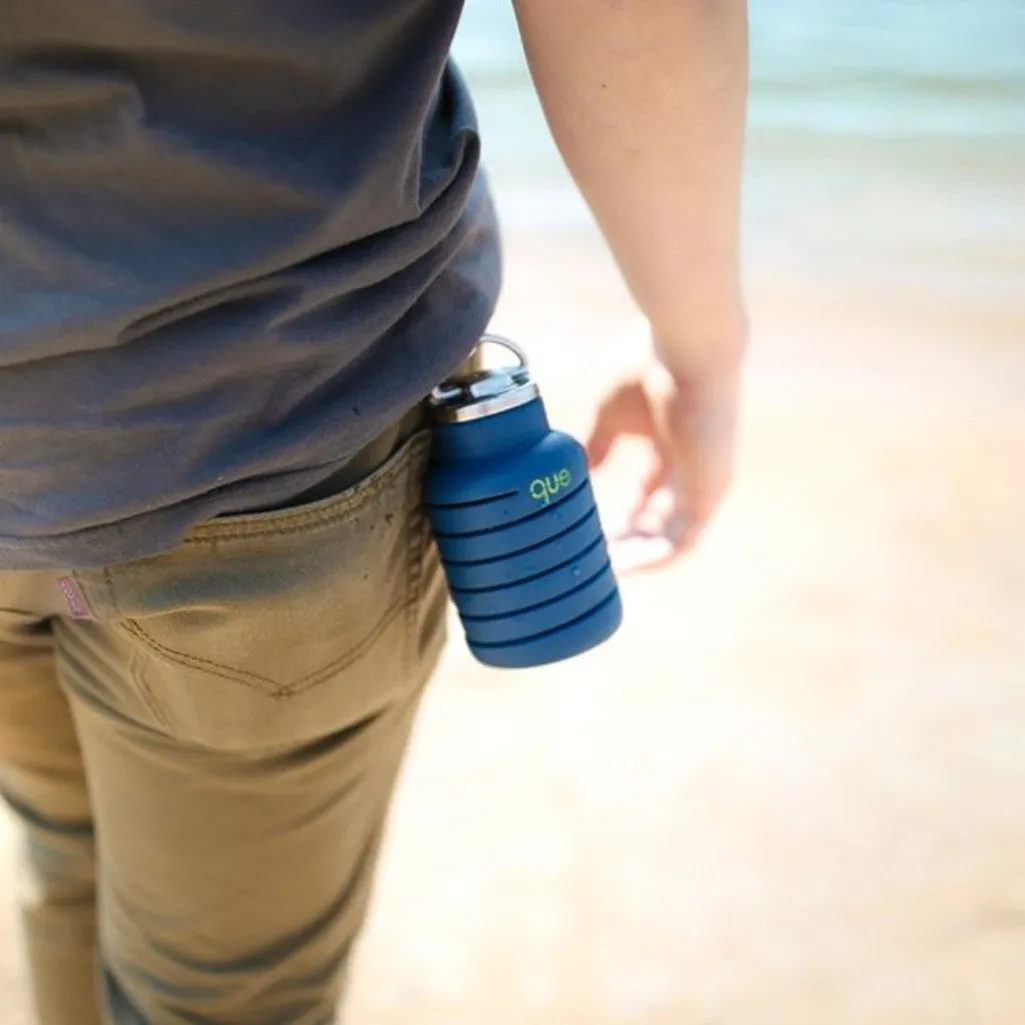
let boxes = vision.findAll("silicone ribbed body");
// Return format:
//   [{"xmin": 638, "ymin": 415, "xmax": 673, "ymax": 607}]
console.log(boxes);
[{"xmin": 424, "ymin": 397, "xmax": 622, "ymax": 668}]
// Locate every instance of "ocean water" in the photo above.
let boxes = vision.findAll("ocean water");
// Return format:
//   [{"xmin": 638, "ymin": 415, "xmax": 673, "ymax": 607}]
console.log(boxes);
[{"xmin": 453, "ymin": 0, "xmax": 1025, "ymax": 314}]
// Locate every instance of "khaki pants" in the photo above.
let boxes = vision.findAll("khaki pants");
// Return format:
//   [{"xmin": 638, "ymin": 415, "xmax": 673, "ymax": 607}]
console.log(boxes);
[{"xmin": 0, "ymin": 412, "xmax": 447, "ymax": 1024}]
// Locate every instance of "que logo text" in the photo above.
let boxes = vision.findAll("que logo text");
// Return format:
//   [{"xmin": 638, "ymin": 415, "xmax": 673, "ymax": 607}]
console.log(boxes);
[{"xmin": 529, "ymin": 468, "xmax": 573, "ymax": 505}]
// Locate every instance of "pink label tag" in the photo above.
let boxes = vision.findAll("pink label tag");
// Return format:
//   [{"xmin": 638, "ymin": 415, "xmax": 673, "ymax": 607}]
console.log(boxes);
[{"xmin": 56, "ymin": 577, "xmax": 92, "ymax": 620}]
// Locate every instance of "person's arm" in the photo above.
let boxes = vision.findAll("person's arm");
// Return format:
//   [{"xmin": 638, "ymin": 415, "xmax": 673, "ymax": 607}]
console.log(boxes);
[{"xmin": 513, "ymin": 0, "xmax": 749, "ymax": 560}]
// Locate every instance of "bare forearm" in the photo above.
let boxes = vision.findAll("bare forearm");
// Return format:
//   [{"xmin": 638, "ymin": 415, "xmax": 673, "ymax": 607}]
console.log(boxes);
[{"xmin": 514, "ymin": 0, "xmax": 748, "ymax": 366}]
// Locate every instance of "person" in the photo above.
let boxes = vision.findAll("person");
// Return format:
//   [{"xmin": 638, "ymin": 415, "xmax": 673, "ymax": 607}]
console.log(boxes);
[{"xmin": 0, "ymin": 1, "xmax": 748, "ymax": 1021}]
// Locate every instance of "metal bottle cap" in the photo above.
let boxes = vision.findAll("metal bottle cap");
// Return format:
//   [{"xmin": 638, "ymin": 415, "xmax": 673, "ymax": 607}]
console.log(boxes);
[{"xmin": 429, "ymin": 334, "xmax": 540, "ymax": 423}]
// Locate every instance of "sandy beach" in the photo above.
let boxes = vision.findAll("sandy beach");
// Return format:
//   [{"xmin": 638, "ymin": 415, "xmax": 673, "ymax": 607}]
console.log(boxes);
[
  {"xmin": 345, "ymin": 227, "xmax": 1025, "ymax": 1025},
  {"xmin": 2, "ymin": 218, "xmax": 1020, "ymax": 1022}
]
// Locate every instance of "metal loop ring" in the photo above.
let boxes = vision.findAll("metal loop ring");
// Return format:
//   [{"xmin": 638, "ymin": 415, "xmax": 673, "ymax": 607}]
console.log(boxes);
[
  {"xmin": 477, "ymin": 333, "xmax": 529, "ymax": 372},
  {"xmin": 428, "ymin": 333, "xmax": 539, "ymax": 422}
]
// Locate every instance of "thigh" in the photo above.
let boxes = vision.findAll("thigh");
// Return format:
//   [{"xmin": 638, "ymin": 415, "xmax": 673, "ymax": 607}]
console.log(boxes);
[
  {"xmin": 56, "ymin": 428, "xmax": 448, "ymax": 1024},
  {"xmin": 0, "ymin": 577, "xmax": 90, "ymax": 824},
  {"xmin": 66, "ymin": 670, "xmax": 426, "ymax": 1025},
  {"xmin": 0, "ymin": 574, "xmax": 100, "ymax": 1025}
]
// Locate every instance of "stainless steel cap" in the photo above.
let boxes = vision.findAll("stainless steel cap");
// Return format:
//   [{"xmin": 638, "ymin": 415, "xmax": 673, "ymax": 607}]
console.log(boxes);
[{"xmin": 429, "ymin": 335, "xmax": 540, "ymax": 423}]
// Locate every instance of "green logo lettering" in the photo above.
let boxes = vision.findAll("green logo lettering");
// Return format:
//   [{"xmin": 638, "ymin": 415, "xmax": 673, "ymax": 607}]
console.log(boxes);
[{"xmin": 529, "ymin": 468, "xmax": 573, "ymax": 505}]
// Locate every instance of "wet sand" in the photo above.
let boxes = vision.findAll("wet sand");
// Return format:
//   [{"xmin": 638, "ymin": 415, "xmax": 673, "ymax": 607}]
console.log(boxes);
[{"xmin": 0, "ymin": 227, "xmax": 1021, "ymax": 1022}]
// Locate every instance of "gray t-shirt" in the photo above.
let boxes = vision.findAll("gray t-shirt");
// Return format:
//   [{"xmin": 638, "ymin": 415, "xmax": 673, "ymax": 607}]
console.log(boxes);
[{"xmin": 0, "ymin": 0, "xmax": 500, "ymax": 569}]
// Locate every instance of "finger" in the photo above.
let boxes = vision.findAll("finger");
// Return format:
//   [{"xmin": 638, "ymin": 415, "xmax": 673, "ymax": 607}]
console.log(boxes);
[
  {"xmin": 674, "ymin": 441, "xmax": 734, "ymax": 537},
  {"xmin": 585, "ymin": 380, "xmax": 655, "ymax": 469},
  {"xmin": 629, "ymin": 496, "xmax": 693, "ymax": 560},
  {"xmin": 608, "ymin": 533, "xmax": 676, "ymax": 575},
  {"xmin": 584, "ymin": 400, "xmax": 618, "ymax": 469},
  {"xmin": 662, "ymin": 503, "xmax": 699, "ymax": 554},
  {"xmin": 627, "ymin": 451, "xmax": 672, "ymax": 523},
  {"xmin": 610, "ymin": 504, "xmax": 690, "ymax": 573}
]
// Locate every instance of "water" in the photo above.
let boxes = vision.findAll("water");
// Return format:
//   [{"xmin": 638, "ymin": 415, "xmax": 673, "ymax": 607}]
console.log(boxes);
[{"xmin": 453, "ymin": 0, "xmax": 1025, "ymax": 312}]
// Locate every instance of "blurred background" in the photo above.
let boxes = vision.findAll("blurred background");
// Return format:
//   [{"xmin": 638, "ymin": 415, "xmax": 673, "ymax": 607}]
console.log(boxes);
[
  {"xmin": 2, "ymin": 1, "xmax": 1023, "ymax": 1022},
  {"xmin": 351, "ymin": 4, "xmax": 1025, "ymax": 1023}
]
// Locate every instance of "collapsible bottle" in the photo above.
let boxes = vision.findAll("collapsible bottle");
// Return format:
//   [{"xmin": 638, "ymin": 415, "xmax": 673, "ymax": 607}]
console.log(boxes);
[{"xmin": 425, "ymin": 336, "xmax": 623, "ymax": 668}]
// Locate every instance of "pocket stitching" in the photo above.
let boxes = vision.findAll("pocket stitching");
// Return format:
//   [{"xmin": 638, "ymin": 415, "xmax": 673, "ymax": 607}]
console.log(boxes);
[
  {"xmin": 119, "ymin": 593, "xmax": 412, "ymax": 697},
  {"xmin": 103, "ymin": 430, "xmax": 428, "ymax": 696},
  {"xmin": 126, "ymin": 643, "xmax": 174, "ymax": 728}
]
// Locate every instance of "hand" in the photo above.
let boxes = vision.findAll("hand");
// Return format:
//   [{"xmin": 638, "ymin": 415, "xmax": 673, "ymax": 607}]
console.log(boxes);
[{"xmin": 585, "ymin": 337, "xmax": 745, "ymax": 571}]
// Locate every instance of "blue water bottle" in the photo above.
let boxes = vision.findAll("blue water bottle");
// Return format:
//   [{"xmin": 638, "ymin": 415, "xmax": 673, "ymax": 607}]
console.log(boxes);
[{"xmin": 425, "ymin": 335, "xmax": 623, "ymax": 668}]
